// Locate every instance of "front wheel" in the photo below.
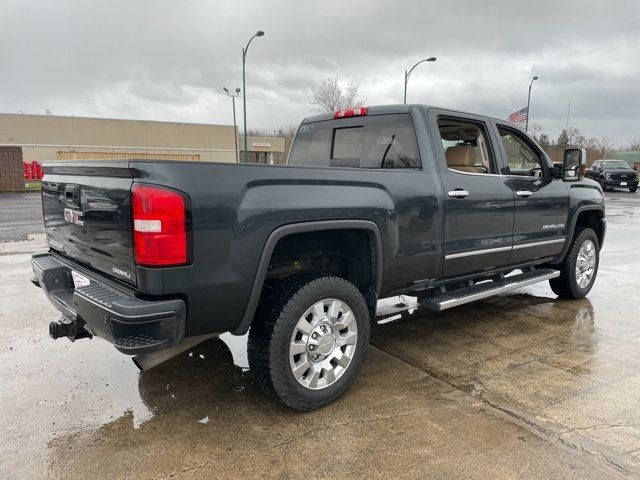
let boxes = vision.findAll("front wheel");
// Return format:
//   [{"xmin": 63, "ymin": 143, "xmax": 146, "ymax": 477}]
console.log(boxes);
[
  {"xmin": 599, "ymin": 179, "xmax": 608, "ymax": 192},
  {"xmin": 248, "ymin": 274, "xmax": 370, "ymax": 411},
  {"xmin": 549, "ymin": 227, "xmax": 599, "ymax": 299}
]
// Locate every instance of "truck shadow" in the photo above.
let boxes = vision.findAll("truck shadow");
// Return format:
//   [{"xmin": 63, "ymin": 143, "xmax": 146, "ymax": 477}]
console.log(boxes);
[{"xmin": 45, "ymin": 293, "xmax": 601, "ymax": 478}]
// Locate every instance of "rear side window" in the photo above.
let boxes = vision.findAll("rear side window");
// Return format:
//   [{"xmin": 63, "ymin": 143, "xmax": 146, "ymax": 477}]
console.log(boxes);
[{"xmin": 289, "ymin": 114, "xmax": 421, "ymax": 169}]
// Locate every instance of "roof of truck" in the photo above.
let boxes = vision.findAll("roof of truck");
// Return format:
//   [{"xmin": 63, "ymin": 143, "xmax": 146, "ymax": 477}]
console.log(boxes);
[{"xmin": 300, "ymin": 104, "xmax": 512, "ymax": 126}]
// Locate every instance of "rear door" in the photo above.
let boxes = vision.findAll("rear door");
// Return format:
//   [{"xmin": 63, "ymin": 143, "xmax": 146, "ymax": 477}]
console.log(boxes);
[
  {"xmin": 492, "ymin": 123, "xmax": 569, "ymax": 263},
  {"xmin": 428, "ymin": 110, "xmax": 515, "ymax": 278},
  {"xmin": 42, "ymin": 161, "xmax": 136, "ymax": 284}
]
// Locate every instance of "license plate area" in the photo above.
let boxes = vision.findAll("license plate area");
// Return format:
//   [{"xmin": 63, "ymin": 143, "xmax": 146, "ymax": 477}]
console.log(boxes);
[
  {"xmin": 621, "ymin": 182, "xmax": 627, "ymax": 186},
  {"xmin": 71, "ymin": 270, "xmax": 91, "ymax": 289}
]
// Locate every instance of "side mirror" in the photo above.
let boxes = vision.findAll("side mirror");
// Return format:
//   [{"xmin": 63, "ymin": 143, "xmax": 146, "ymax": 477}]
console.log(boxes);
[{"xmin": 563, "ymin": 148, "xmax": 587, "ymax": 181}]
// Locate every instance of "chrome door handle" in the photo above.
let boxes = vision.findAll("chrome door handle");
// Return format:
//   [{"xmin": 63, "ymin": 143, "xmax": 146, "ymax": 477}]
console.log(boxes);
[
  {"xmin": 448, "ymin": 190, "xmax": 469, "ymax": 198},
  {"xmin": 516, "ymin": 190, "xmax": 533, "ymax": 197}
]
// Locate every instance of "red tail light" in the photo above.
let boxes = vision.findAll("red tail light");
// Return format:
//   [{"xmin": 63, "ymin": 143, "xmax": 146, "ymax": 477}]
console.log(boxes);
[
  {"xmin": 334, "ymin": 107, "xmax": 368, "ymax": 119},
  {"xmin": 131, "ymin": 184, "xmax": 189, "ymax": 267}
]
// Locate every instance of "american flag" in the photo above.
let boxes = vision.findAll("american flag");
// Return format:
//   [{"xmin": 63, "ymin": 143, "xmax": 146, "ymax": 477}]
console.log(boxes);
[{"xmin": 508, "ymin": 107, "xmax": 528, "ymax": 124}]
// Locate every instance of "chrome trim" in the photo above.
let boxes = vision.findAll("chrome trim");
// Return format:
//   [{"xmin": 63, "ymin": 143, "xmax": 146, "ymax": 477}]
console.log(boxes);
[
  {"xmin": 448, "ymin": 190, "xmax": 469, "ymax": 198},
  {"xmin": 426, "ymin": 270, "xmax": 561, "ymax": 311},
  {"xmin": 445, "ymin": 245, "xmax": 512, "ymax": 259},
  {"xmin": 445, "ymin": 238, "xmax": 565, "ymax": 260},
  {"xmin": 512, "ymin": 238, "xmax": 565, "ymax": 250},
  {"xmin": 516, "ymin": 190, "xmax": 533, "ymax": 197},
  {"xmin": 447, "ymin": 168, "xmax": 506, "ymax": 178}
]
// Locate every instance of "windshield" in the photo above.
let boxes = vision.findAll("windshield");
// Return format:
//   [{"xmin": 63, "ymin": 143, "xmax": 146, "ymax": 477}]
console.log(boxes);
[{"xmin": 602, "ymin": 161, "xmax": 631, "ymax": 169}]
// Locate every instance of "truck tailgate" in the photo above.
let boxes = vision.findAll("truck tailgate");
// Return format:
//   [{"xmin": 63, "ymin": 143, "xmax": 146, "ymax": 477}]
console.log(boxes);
[{"xmin": 42, "ymin": 161, "xmax": 137, "ymax": 285}]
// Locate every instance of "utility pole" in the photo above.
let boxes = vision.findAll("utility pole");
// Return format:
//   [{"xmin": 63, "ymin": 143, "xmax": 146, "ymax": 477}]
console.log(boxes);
[
  {"xmin": 241, "ymin": 30, "xmax": 264, "ymax": 162},
  {"xmin": 565, "ymin": 100, "xmax": 572, "ymax": 131},
  {"xmin": 403, "ymin": 57, "xmax": 436, "ymax": 104},
  {"xmin": 223, "ymin": 87, "xmax": 241, "ymax": 162}
]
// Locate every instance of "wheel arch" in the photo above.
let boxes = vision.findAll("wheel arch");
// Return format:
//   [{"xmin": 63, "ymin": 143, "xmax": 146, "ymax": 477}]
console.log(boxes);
[
  {"xmin": 232, "ymin": 220, "xmax": 383, "ymax": 335},
  {"xmin": 553, "ymin": 206, "xmax": 605, "ymax": 264}
]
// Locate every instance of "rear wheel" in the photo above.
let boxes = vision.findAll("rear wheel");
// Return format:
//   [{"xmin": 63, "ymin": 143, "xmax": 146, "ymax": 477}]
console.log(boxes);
[
  {"xmin": 630, "ymin": 186, "xmax": 638, "ymax": 193},
  {"xmin": 549, "ymin": 227, "xmax": 599, "ymax": 299},
  {"xmin": 248, "ymin": 274, "xmax": 370, "ymax": 411}
]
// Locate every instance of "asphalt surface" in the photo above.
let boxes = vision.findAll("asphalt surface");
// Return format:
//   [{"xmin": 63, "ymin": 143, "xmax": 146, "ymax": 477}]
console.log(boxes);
[
  {"xmin": 0, "ymin": 192, "xmax": 43, "ymax": 241},
  {"xmin": 1, "ymin": 190, "xmax": 639, "ymax": 479}
]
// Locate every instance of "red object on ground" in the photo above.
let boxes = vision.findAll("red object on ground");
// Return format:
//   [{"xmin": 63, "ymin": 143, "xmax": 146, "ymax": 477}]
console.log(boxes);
[{"xmin": 23, "ymin": 161, "xmax": 43, "ymax": 180}]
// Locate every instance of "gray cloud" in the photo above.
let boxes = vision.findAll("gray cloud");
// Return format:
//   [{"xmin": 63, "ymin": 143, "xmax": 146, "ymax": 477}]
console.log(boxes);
[{"xmin": 1, "ymin": 0, "xmax": 639, "ymax": 145}]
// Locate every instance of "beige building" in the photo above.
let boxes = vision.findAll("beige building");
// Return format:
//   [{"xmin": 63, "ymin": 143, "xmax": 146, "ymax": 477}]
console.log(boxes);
[
  {"xmin": 0, "ymin": 113, "xmax": 285, "ymax": 164},
  {"xmin": 0, "ymin": 113, "xmax": 286, "ymax": 189}
]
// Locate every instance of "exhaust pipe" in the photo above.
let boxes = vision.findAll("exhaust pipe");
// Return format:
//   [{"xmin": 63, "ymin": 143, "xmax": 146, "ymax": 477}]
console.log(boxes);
[{"xmin": 132, "ymin": 334, "xmax": 218, "ymax": 371}]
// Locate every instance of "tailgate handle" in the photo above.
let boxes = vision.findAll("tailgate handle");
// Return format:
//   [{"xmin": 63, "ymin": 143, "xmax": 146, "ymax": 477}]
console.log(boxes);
[{"xmin": 65, "ymin": 184, "xmax": 80, "ymax": 207}]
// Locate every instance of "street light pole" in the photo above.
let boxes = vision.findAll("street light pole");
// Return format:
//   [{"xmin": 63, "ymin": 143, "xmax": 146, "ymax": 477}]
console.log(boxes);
[
  {"xmin": 223, "ymin": 87, "xmax": 241, "ymax": 162},
  {"xmin": 242, "ymin": 30, "xmax": 264, "ymax": 163},
  {"xmin": 403, "ymin": 57, "xmax": 436, "ymax": 104},
  {"xmin": 525, "ymin": 75, "xmax": 538, "ymax": 132}
]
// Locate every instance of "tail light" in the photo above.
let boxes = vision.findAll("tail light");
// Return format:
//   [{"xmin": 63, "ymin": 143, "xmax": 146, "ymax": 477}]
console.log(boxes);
[
  {"xmin": 131, "ymin": 184, "xmax": 189, "ymax": 267},
  {"xmin": 334, "ymin": 107, "xmax": 368, "ymax": 119}
]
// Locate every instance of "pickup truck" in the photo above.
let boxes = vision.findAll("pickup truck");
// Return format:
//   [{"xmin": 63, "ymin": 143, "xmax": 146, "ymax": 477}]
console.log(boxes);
[
  {"xmin": 586, "ymin": 159, "xmax": 638, "ymax": 193},
  {"xmin": 32, "ymin": 104, "xmax": 606, "ymax": 411}
]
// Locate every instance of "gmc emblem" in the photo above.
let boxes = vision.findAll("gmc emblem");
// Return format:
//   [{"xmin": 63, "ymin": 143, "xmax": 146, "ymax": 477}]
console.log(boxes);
[{"xmin": 63, "ymin": 208, "xmax": 84, "ymax": 226}]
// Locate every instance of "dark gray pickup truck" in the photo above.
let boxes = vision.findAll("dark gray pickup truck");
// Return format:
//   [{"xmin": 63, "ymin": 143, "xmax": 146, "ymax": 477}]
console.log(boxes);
[{"xmin": 32, "ymin": 104, "xmax": 605, "ymax": 410}]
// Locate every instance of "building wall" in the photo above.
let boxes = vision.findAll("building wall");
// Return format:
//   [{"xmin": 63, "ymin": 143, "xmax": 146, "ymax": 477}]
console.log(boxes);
[
  {"xmin": 0, "ymin": 113, "xmax": 238, "ymax": 163},
  {"xmin": 0, "ymin": 147, "xmax": 24, "ymax": 190}
]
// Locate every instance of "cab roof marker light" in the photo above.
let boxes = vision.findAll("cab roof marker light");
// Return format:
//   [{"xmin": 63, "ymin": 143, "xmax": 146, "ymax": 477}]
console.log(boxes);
[{"xmin": 334, "ymin": 107, "xmax": 368, "ymax": 119}]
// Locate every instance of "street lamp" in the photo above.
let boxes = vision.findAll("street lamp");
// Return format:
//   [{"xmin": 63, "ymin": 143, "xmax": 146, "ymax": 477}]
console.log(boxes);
[
  {"xmin": 525, "ymin": 75, "xmax": 538, "ymax": 132},
  {"xmin": 242, "ymin": 30, "xmax": 264, "ymax": 163},
  {"xmin": 223, "ymin": 87, "xmax": 241, "ymax": 162},
  {"xmin": 404, "ymin": 57, "xmax": 436, "ymax": 104}
]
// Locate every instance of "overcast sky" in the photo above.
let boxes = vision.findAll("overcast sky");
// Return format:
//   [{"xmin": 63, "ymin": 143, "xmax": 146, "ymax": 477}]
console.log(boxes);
[{"xmin": 2, "ymin": 0, "xmax": 639, "ymax": 145}]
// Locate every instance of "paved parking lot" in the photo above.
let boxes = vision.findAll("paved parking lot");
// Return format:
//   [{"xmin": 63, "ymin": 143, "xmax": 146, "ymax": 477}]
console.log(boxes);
[{"xmin": 1, "ymin": 191, "xmax": 639, "ymax": 479}]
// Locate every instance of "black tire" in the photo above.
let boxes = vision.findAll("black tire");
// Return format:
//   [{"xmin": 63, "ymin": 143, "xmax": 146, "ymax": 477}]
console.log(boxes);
[
  {"xmin": 599, "ymin": 178, "xmax": 611, "ymax": 192},
  {"xmin": 248, "ymin": 273, "xmax": 370, "ymax": 411},
  {"xmin": 549, "ymin": 227, "xmax": 599, "ymax": 299},
  {"xmin": 630, "ymin": 186, "xmax": 638, "ymax": 193}
]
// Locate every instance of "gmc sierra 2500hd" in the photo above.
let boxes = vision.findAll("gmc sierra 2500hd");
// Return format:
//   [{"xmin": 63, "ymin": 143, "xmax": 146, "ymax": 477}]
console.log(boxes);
[{"xmin": 32, "ymin": 104, "xmax": 605, "ymax": 411}]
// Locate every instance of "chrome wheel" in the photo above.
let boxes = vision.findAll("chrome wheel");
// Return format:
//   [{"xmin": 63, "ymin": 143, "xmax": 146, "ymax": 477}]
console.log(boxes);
[
  {"xmin": 289, "ymin": 298, "xmax": 358, "ymax": 390},
  {"xmin": 575, "ymin": 239, "xmax": 596, "ymax": 288}
]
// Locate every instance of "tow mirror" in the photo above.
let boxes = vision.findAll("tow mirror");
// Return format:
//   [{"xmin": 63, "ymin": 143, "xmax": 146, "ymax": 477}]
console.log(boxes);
[{"xmin": 562, "ymin": 148, "xmax": 587, "ymax": 181}]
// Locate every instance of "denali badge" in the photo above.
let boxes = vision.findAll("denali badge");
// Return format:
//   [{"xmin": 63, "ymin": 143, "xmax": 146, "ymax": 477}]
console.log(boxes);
[
  {"xmin": 48, "ymin": 238, "xmax": 65, "ymax": 251},
  {"xmin": 63, "ymin": 208, "xmax": 84, "ymax": 226},
  {"xmin": 543, "ymin": 223, "xmax": 565, "ymax": 230},
  {"xmin": 112, "ymin": 267, "xmax": 132, "ymax": 279}
]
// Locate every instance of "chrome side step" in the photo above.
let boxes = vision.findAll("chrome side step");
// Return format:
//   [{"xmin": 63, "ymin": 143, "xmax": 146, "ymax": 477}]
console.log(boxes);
[{"xmin": 420, "ymin": 269, "xmax": 560, "ymax": 311}]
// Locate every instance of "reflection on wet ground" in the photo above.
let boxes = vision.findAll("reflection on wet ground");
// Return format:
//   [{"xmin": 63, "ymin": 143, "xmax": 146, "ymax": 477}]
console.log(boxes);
[{"xmin": 1, "ymin": 191, "xmax": 639, "ymax": 479}]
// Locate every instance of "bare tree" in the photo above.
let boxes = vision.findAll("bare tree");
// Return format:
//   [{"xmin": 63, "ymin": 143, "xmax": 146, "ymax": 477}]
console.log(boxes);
[
  {"xmin": 310, "ymin": 76, "xmax": 366, "ymax": 113},
  {"xmin": 626, "ymin": 139, "xmax": 640, "ymax": 151}
]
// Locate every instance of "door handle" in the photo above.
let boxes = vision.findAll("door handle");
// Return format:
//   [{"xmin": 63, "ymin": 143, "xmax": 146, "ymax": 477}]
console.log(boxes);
[
  {"xmin": 448, "ymin": 190, "xmax": 469, "ymax": 198},
  {"xmin": 516, "ymin": 190, "xmax": 533, "ymax": 197}
]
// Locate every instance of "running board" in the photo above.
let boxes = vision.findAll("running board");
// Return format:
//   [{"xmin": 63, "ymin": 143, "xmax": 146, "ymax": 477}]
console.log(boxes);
[{"xmin": 420, "ymin": 269, "xmax": 560, "ymax": 311}]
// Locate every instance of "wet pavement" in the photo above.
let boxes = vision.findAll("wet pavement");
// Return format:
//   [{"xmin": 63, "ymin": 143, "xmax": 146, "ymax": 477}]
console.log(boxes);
[
  {"xmin": 0, "ymin": 192, "xmax": 43, "ymax": 242},
  {"xmin": 1, "ymin": 191, "xmax": 639, "ymax": 479}
]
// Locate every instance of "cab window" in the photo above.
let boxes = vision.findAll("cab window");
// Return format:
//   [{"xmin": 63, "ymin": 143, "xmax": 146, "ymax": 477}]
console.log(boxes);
[
  {"xmin": 289, "ymin": 114, "xmax": 421, "ymax": 169},
  {"xmin": 437, "ymin": 118, "xmax": 497, "ymax": 174},
  {"xmin": 498, "ymin": 127, "xmax": 545, "ymax": 176}
]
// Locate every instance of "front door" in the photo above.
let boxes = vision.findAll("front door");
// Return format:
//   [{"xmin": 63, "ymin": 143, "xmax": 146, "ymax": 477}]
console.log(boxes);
[
  {"xmin": 429, "ymin": 111, "xmax": 515, "ymax": 278},
  {"xmin": 493, "ymin": 124, "xmax": 570, "ymax": 264}
]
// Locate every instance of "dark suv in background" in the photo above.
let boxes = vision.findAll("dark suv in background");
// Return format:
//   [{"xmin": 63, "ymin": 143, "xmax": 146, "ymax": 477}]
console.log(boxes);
[{"xmin": 588, "ymin": 159, "xmax": 638, "ymax": 192}]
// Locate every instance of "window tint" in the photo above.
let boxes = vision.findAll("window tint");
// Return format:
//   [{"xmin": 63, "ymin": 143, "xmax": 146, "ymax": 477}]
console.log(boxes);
[
  {"xmin": 498, "ymin": 127, "xmax": 544, "ymax": 174},
  {"xmin": 437, "ymin": 118, "xmax": 496, "ymax": 174},
  {"xmin": 289, "ymin": 114, "xmax": 420, "ymax": 169}
]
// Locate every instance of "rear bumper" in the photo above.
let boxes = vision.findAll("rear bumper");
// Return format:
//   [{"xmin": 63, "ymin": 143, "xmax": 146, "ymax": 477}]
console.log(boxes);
[{"xmin": 31, "ymin": 253, "xmax": 186, "ymax": 355}]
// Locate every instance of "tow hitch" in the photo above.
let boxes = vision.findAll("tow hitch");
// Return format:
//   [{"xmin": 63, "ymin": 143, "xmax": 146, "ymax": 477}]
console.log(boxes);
[{"xmin": 49, "ymin": 315, "xmax": 93, "ymax": 342}]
